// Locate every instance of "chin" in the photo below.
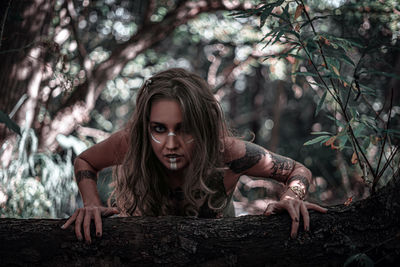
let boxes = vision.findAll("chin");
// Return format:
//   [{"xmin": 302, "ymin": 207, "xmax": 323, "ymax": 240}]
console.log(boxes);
[{"xmin": 163, "ymin": 161, "xmax": 187, "ymax": 171}]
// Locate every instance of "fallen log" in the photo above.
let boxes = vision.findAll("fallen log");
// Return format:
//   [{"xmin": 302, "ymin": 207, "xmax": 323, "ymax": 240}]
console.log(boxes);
[{"xmin": 1, "ymin": 178, "xmax": 399, "ymax": 266}]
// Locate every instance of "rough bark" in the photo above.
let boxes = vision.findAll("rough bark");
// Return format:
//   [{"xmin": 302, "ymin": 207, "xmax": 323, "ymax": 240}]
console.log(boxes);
[{"xmin": 1, "ymin": 179, "xmax": 399, "ymax": 267}]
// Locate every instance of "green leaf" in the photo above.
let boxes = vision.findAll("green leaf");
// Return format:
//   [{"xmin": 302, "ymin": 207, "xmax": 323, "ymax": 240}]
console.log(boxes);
[
  {"xmin": 327, "ymin": 115, "xmax": 346, "ymax": 127},
  {"xmin": 285, "ymin": 53, "xmax": 307, "ymax": 60},
  {"xmin": 353, "ymin": 123, "xmax": 366, "ymax": 138},
  {"xmin": 315, "ymin": 90, "xmax": 327, "ymax": 116},
  {"xmin": 307, "ymin": 81, "xmax": 328, "ymax": 89},
  {"xmin": 260, "ymin": 6, "xmax": 274, "ymax": 27},
  {"xmin": 311, "ymin": 131, "xmax": 332, "ymax": 135},
  {"xmin": 0, "ymin": 110, "xmax": 21, "ymax": 135},
  {"xmin": 349, "ymin": 106, "xmax": 359, "ymax": 119},
  {"xmin": 336, "ymin": 134, "xmax": 349, "ymax": 150},
  {"xmin": 320, "ymin": 34, "xmax": 364, "ymax": 49},
  {"xmin": 281, "ymin": 3, "xmax": 290, "ymax": 20},
  {"xmin": 230, "ymin": 9, "xmax": 257, "ymax": 18},
  {"xmin": 357, "ymin": 83, "xmax": 376, "ymax": 96},
  {"xmin": 362, "ymin": 136, "xmax": 371, "ymax": 150},
  {"xmin": 324, "ymin": 71, "xmax": 351, "ymax": 84},
  {"xmin": 304, "ymin": 135, "xmax": 331, "ymax": 146},
  {"xmin": 344, "ymin": 39, "xmax": 364, "ymax": 48},
  {"xmin": 325, "ymin": 57, "xmax": 340, "ymax": 71},
  {"xmin": 360, "ymin": 115, "xmax": 379, "ymax": 132},
  {"xmin": 337, "ymin": 53, "xmax": 355, "ymax": 66},
  {"xmin": 304, "ymin": 39, "xmax": 319, "ymax": 54},
  {"xmin": 272, "ymin": 30, "xmax": 285, "ymax": 45}
]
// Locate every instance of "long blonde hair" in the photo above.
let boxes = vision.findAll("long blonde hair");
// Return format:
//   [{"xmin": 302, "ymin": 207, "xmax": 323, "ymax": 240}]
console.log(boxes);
[{"xmin": 111, "ymin": 68, "xmax": 230, "ymax": 216}]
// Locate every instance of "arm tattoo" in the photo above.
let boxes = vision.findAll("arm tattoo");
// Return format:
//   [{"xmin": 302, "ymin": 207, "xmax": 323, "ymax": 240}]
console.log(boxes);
[
  {"xmin": 287, "ymin": 175, "xmax": 310, "ymax": 191},
  {"xmin": 75, "ymin": 170, "xmax": 97, "ymax": 184},
  {"xmin": 227, "ymin": 142, "xmax": 266, "ymax": 174},
  {"xmin": 268, "ymin": 153, "xmax": 295, "ymax": 179}
]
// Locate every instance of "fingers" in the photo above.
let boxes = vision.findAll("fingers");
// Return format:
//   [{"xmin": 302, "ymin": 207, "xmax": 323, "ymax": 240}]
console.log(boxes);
[
  {"xmin": 263, "ymin": 203, "xmax": 276, "ymax": 216},
  {"xmin": 286, "ymin": 203, "xmax": 300, "ymax": 239},
  {"xmin": 74, "ymin": 209, "xmax": 84, "ymax": 241},
  {"xmin": 94, "ymin": 208, "xmax": 102, "ymax": 238},
  {"xmin": 83, "ymin": 209, "xmax": 92, "ymax": 243},
  {"xmin": 61, "ymin": 210, "xmax": 78, "ymax": 229},
  {"xmin": 300, "ymin": 203, "xmax": 310, "ymax": 231},
  {"xmin": 62, "ymin": 206, "xmax": 115, "ymax": 243},
  {"xmin": 264, "ymin": 198, "xmax": 329, "ymax": 239},
  {"xmin": 103, "ymin": 207, "xmax": 120, "ymax": 217},
  {"xmin": 306, "ymin": 202, "xmax": 328, "ymax": 213}
]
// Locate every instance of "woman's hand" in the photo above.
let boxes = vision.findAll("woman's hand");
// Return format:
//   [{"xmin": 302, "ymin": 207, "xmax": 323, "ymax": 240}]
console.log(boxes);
[
  {"xmin": 264, "ymin": 193, "xmax": 327, "ymax": 239},
  {"xmin": 61, "ymin": 205, "xmax": 119, "ymax": 243}
]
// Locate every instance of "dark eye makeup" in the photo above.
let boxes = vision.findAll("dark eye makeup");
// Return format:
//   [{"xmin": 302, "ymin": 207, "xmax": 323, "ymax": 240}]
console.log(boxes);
[
  {"xmin": 153, "ymin": 124, "xmax": 166, "ymax": 133},
  {"xmin": 150, "ymin": 122, "xmax": 184, "ymax": 133}
]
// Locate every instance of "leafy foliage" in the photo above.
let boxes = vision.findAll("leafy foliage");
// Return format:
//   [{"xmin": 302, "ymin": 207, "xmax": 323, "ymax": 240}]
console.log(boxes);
[
  {"xmin": 233, "ymin": 0, "xmax": 400, "ymax": 192},
  {"xmin": 0, "ymin": 128, "xmax": 78, "ymax": 218}
]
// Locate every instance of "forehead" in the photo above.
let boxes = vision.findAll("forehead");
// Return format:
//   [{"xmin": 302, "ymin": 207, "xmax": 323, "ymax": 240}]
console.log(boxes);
[{"xmin": 149, "ymin": 99, "xmax": 183, "ymax": 123}]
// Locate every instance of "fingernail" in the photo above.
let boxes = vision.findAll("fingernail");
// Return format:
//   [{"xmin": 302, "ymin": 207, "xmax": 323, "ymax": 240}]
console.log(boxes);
[
  {"xmin": 60, "ymin": 224, "xmax": 65, "ymax": 229},
  {"xmin": 77, "ymin": 237, "xmax": 83, "ymax": 241},
  {"xmin": 305, "ymin": 226, "xmax": 309, "ymax": 232},
  {"xmin": 86, "ymin": 240, "xmax": 91, "ymax": 245}
]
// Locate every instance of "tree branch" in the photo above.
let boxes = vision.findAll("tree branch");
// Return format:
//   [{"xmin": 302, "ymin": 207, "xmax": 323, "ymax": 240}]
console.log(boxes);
[
  {"xmin": 65, "ymin": 0, "xmax": 88, "ymax": 63},
  {"xmin": 42, "ymin": 0, "xmax": 253, "ymax": 151},
  {"xmin": 142, "ymin": 0, "xmax": 158, "ymax": 26}
]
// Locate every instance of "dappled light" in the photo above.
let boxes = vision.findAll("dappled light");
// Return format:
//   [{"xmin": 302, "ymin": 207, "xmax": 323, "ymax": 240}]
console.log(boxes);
[{"xmin": 0, "ymin": 0, "xmax": 399, "ymax": 221}]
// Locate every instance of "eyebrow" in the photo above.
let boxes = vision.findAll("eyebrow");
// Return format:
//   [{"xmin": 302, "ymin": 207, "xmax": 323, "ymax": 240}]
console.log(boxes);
[{"xmin": 149, "ymin": 122, "xmax": 182, "ymax": 127}]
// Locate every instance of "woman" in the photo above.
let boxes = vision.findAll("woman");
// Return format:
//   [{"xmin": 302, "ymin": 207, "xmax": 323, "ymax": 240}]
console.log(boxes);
[{"xmin": 61, "ymin": 68, "xmax": 327, "ymax": 243}]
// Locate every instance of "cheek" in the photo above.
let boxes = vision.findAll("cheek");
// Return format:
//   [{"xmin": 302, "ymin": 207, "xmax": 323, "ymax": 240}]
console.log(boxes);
[
  {"xmin": 184, "ymin": 143, "xmax": 196, "ymax": 159},
  {"xmin": 150, "ymin": 141, "xmax": 161, "ymax": 157}
]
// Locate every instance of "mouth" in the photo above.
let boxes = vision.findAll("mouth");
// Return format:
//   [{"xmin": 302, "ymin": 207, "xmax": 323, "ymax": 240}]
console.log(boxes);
[{"xmin": 164, "ymin": 154, "xmax": 183, "ymax": 161}]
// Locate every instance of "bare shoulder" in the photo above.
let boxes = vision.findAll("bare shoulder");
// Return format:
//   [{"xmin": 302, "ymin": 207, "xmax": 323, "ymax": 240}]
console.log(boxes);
[{"xmin": 78, "ymin": 128, "xmax": 129, "ymax": 170}]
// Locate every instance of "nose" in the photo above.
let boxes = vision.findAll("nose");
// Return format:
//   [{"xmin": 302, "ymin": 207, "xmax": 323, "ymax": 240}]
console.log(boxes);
[{"xmin": 165, "ymin": 133, "xmax": 179, "ymax": 150}]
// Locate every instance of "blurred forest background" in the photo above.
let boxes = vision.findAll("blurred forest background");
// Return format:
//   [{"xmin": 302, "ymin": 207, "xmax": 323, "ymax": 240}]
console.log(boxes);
[{"xmin": 0, "ymin": 0, "xmax": 399, "ymax": 219}]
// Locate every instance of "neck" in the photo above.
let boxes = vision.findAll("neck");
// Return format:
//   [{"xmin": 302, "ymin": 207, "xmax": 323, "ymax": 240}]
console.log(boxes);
[{"xmin": 165, "ymin": 167, "xmax": 185, "ymax": 189}]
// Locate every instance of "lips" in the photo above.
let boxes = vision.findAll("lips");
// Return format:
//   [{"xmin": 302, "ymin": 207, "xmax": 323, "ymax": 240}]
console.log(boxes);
[
  {"xmin": 164, "ymin": 154, "xmax": 182, "ymax": 162},
  {"xmin": 165, "ymin": 154, "xmax": 182, "ymax": 158}
]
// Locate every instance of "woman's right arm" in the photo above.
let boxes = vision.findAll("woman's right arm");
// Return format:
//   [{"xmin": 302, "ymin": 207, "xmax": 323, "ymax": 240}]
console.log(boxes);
[{"xmin": 61, "ymin": 128, "xmax": 129, "ymax": 243}]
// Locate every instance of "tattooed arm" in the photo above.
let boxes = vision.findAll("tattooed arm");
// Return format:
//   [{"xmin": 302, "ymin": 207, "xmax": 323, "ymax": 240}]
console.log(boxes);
[
  {"xmin": 224, "ymin": 138, "xmax": 310, "ymax": 197},
  {"xmin": 224, "ymin": 137, "xmax": 326, "ymax": 238}
]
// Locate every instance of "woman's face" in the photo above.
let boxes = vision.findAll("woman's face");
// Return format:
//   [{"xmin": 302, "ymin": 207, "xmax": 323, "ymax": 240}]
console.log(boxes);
[{"xmin": 149, "ymin": 99, "xmax": 195, "ymax": 172}]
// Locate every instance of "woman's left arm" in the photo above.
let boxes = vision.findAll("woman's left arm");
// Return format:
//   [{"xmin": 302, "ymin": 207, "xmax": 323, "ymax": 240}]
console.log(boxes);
[{"xmin": 223, "ymin": 137, "xmax": 327, "ymax": 238}]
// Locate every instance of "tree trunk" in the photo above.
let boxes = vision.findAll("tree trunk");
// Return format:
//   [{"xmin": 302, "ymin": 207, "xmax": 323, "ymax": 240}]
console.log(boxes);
[
  {"xmin": 0, "ymin": 0, "xmax": 54, "ymax": 138},
  {"xmin": 1, "ymin": 179, "xmax": 399, "ymax": 266},
  {"xmin": 0, "ymin": 0, "xmax": 55, "ymax": 167}
]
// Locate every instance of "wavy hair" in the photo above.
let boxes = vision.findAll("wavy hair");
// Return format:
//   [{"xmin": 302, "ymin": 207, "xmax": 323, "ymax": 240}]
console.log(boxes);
[{"xmin": 111, "ymin": 68, "xmax": 230, "ymax": 216}]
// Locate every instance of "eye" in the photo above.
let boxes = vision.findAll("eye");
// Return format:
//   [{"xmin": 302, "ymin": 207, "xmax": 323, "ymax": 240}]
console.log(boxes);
[{"xmin": 153, "ymin": 125, "xmax": 166, "ymax": 133}]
